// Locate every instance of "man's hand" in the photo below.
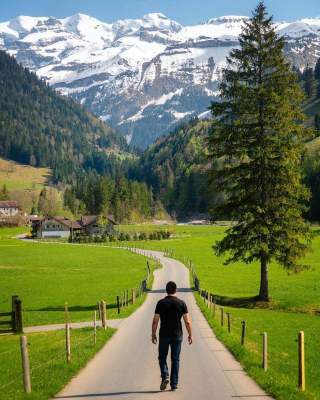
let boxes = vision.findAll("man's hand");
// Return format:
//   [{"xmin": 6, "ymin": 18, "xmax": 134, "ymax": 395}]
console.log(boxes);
[
  {"xmin": 152, "ymin": 314, "xmax": 160, "ymax": 344},
  {"xmin": 183, "ymin": 313, "xmax": 193, "ymax": 345}
]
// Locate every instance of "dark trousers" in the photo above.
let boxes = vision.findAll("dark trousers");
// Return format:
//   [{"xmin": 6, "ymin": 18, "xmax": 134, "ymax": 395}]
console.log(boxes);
[{"xmin": 158, "ymin": 337, "xmax": 182, "ymax": 387}]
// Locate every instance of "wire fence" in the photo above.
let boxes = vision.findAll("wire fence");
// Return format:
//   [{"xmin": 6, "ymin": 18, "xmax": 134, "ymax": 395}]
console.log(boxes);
[
  {"xmin": 158, "ymin": 248, "xmax": 314, "ymax": 394},
  {"xmin": 0, "ymin": 324, "xmax": 110, "ymax": 397},
  {"xmin": 0, "ymin": 250, "xmax": 160, "ymax": 397}
]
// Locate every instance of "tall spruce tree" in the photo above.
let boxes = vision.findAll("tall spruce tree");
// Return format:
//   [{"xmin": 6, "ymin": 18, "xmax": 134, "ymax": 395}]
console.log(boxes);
[
  {"xmin": 208, "ymin": 2, "xmax": 311, "ymax": 301},
  {"xmin": 303, "ymin": 67, "xmax": 316, "ymax": 98},
  {"xmin": 315, "ymin": 58, "xmax": 320, "ymax": 81}
]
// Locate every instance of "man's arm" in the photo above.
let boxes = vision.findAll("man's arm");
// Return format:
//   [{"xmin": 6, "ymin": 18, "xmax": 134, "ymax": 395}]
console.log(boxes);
[
  {"xmin": 183, "ymin": 313, "xmax": 193, "ymax": 344},
  {"xmin": 152, "ymin": 314, "xmax": 160, "ymax": 344}
]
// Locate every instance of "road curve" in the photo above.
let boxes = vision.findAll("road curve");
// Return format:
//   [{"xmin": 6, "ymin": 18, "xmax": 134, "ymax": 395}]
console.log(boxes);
[{"xmin": 55, "ymin": 250, "xmax": 272, "ymax": 400}]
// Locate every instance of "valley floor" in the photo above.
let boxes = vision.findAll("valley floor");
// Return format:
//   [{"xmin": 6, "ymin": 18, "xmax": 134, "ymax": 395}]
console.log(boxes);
[{"xmin": 116, "ymin": 224, "xmax": 320, "ymax": 400}]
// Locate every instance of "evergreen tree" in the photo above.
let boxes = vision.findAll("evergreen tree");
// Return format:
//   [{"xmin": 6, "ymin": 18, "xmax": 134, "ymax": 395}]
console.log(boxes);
[
  {"xmin": 315, "ymin": 113, "xmax": 320, "ymax": 134},
  {"xmin": 317, "ymin": 81, "xmax": 320, "ymax": 99},
  {"xmin": 315, "ymin": 58, "xmax": 320, "ymax": 81},
  {"xmin": 0, "ymin": 184, "xmax": 9, "ymax": 200},
  {"xmin": 208, "ymin": 2, "xmax": 311, "ymax": 301},
  {"xmin": 303, "ymin": 67, "xmax": 316, "ymax": 98}
]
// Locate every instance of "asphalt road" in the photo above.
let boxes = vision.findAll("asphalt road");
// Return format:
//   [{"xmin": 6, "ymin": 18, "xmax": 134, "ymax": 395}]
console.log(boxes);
[{"xmin": 55, "ymin": 250, "xmax": 272, "ymax": 400}]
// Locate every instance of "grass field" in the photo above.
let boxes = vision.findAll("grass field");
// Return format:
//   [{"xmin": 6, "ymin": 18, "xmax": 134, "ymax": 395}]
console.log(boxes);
[
  {"xmin": 0, "ymin": 228, "xmax": 156, "ymax": 326},
  {"xmin": 118, "ymin": 223, "xmax": 320, "ymax": 400},
  {"xmin": 0, "ymin": 327, "xmax": 114, "ymax": 400},
  {"xmin": 0, "ymin": 158, "xmax": 50, "ymax": 190},
  {"xmin": 119, "ymin": 225, "xmax": 320, "ymax": 312}
]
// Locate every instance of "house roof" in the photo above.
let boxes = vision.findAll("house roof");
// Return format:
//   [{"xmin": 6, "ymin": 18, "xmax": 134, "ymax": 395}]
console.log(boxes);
[
  {"xmin": 52, "ymin": 216, "xmax": 82, "ymax": 229},
  {"xmin": 80, "ymin": 215, "xmax": 97, "ymax": 226},
  {"xmin": 0, "ymin": 201, "xmax": 19, "ymax": 208},
  {"xmin": 80, "ymin": 215, "xmax": 117, "ymax": 226},
  {"xmin": 31, "ymin": 214, "xmax": 116, "ymax": 229}
]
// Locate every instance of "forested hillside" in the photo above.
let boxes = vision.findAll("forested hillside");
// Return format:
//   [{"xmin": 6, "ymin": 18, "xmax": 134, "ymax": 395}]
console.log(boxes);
[
  {"xmin": 0, "ymin": 50, "xmax": 129, "ymax": 183},
  {"xmin": 0, "ymin": 51, "xmax": 162, "ymax": 222},
  {"xmin": 135, "ymin": 119, "xmax": 214, "ymax": 218},
  {"xmin": 137, "ymin": 59, "xmax": 320, "ymax": 221}
]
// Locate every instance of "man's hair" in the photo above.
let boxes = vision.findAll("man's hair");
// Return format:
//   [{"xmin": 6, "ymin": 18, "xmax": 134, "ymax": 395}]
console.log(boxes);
[{"xmin": 166, "ymin": 281, "xmax": 177, "ymax": 295}]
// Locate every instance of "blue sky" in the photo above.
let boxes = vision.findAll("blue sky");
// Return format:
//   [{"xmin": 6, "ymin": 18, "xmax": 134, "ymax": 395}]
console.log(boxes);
[{"xmin": 1, "ymin": 0, "xmax": 319, "ymax": 24}]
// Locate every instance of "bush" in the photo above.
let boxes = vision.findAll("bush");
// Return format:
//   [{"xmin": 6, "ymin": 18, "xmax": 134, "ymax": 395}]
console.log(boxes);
[
  {"xmin": 125, "ymin": 233, "xmax": 131, "ymax": 241},
  {"xmin": 133, "ymin": 233, "xmax": 139, "ymax": 241},
  {"xmin": 139, "ymin": 232, "xmax": 147, "ymax": 240},
  {"xmin": 118, "ymin": 232, "xmax": 127, "ymax": 241}
]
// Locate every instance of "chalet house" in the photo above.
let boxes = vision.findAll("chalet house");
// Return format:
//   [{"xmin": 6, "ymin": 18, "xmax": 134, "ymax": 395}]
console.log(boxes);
[
  {"xmin": 31, "ymin": 215, "xmax": 116, "ymax": 239},
  {"xmin": 31, "ymin": 216, "xmax": 82, "ymax": 239},
  {"xmin": 80, "ymin": 215, "xmax": 116, "ymax": 236},
  {"xmin": 0, "ymin": 201, "xmax": 19, "ymax": 217}
]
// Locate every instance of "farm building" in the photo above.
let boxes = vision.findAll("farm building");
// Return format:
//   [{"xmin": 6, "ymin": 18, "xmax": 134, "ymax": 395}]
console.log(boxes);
[
  {"xmin": 0, "ymin": 201, "xmax": 20, "ymax": 217},
  {"xmin": 80, "ymin": 215, "xmax": 116, "ymax": 236},
  {"xmin": 31, "ymin": 215, "xmax": 117, "ymax": 239}
]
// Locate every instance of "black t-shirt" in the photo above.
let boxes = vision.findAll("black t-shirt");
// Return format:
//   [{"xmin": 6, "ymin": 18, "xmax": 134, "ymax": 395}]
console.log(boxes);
[{"xmin": 155, "ymin": 296, "xmax": 188, "ymax": 338}]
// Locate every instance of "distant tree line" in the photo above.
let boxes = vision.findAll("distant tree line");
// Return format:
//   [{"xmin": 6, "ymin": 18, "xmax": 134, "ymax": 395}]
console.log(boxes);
[{"xmin": 63, "ymin": 173, "xmax": 164, "ymax": 223}]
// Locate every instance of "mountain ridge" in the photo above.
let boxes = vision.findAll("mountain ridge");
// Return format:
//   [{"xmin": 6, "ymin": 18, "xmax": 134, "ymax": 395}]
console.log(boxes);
[
  {"xmin": 0, "ymin": 50, "xmax": 129, "ymax": 184},
  {"xmin": 1, "ymin": 12, "xmax": 320, "ymax": 148}
]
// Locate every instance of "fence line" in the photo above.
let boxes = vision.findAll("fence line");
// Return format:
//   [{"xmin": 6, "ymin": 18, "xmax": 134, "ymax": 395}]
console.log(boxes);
[{"xmin": 164, "ymin": 248, "xmax": 309, "ymax": 394}]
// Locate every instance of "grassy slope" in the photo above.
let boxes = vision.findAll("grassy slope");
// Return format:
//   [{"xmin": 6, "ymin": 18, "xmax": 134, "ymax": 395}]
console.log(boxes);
[
  {"xmin": 0, "ymin": 158, "xmax": 50, "ymax": 190},
  {"xmin": 0, "ymin": 327, "xmax": 114, "ymax": 400},
  {"xmin": 0, "ymin": 228, "xmax": 155, "ymax": 326},
  {"xmin": 119, "ymin": 224, "xmax": 320, "ymax": 400}
]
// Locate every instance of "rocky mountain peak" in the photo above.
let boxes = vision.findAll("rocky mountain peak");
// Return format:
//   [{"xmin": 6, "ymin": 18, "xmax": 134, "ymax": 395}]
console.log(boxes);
[{"xmin": 0, "ymin": 12, "xmax": 319, "ymax": 149}]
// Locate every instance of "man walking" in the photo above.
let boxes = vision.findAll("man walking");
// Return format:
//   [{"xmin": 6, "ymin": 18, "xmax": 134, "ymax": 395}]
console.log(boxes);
[{"xmin": 152, "ymin": 281, "xmax": 193, "ymax": 391}]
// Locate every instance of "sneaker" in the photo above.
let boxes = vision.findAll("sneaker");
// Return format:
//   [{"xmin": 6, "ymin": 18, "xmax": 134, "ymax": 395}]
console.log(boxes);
[
  {"xmin": 171, "ymin": 386, "xmax": 178, "ymax": 391},
  {"xmin": 160, "ymin": 378, "xmax": 169, "ymax": 391}
]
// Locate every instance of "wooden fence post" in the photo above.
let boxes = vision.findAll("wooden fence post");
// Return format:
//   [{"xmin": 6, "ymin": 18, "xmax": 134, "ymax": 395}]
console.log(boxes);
[
  {"xmin": 14, "ymin": 298, "xmax": 23, "ymax": 334},
  {"xmin": 117, "ymin": 296, "xmax": 120, "ymax": 314},
  {"xmin": 220, "ymin": 308, "xmax": 224, "ymax": 327},
  {"xmin": 20, "ymin": 336, "xmax": 31, "ymax": 393},
  {"xmin": 227, "ymin": 313, "xmax": 231, "ymax": 333},
  {"xmin": 93, "ymin": 311, "xmax": 97, "ymax": 345},
  {"xmin": 11, "ymin": 295, "xmax": 18, "ymax": 333},
  {"xmin": 262, "ymin": 332, "xmax": 267, "ymax": 371},
  {"xmin": 132, "ymin": 288, "xmax": 135, "ymax": 304},
  {"xmin": 64, "ymin": 302, "xmax": 69, "ymax": 324},
  {"xmin": 101, "ymin": 301, "xmax": 107, "ymax": 330},
  {"xmin": 241, "ymin": 321, "xmax": 246, "ymax": 346},
  {"xmin": 298, "ymin": 331, "xmax": 305, "ymax": 391},
  {"xmin": 65, "ymin": 321, "xmax": 71, "ymax": 363},
  {"xmin": 213, "ymin": 298, "xmax": 216, "ymax": 317}
]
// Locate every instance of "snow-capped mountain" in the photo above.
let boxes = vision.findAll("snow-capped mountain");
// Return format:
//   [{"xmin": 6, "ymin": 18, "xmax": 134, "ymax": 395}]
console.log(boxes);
[{"xmin": 1, "ymin": 13, "xmax": 320, "ymax": 148}]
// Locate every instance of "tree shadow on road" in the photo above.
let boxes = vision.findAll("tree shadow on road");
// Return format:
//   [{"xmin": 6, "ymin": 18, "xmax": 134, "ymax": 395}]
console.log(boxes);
[
  {"xmin": 55, "ymin": 390, "xmax": 162, "ymax": 398},
  {"xmin": 148, "ymin": 287, "xmax": 193, "ymax": 294}
]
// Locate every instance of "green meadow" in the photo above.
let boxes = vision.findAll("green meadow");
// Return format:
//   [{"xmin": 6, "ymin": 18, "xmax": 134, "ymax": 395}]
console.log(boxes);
[
  {"xmin": 0, "ymin": 327, "xmax": 114, "ymax": 400},
  {"xmin": 119, "ymin": 224, "xmax": 320, "ymax": 400},
  {"xmin": 0, "ymin": 227, "xmax": 155, "ymax": 326},
  {"xmin": 1, "ymin": 224, "xmax": 320, "ymax": 398}
]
